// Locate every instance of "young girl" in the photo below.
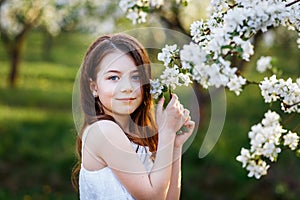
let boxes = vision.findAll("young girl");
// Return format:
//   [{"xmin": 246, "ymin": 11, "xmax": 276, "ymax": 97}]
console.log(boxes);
[{"xmin": 71, "ymin": 33, "xmax": 195, "ymax": 200}]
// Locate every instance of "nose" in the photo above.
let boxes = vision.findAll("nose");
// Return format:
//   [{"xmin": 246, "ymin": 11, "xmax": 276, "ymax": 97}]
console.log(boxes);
[{"xmin": 120, "ymin": 77, "xmax": 133, "ymax": 93}]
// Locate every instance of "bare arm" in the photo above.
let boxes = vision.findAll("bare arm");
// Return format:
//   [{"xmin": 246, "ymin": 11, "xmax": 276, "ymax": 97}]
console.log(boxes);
[
  {"xmin": 166, "ymin": 147, "xmax": 182, "ymax": 200},
  {"xmin": 166, "ymin": 119, "xmax": 195, "ymax": 200},
  {"xmin": 83, "ymin": 95, "xmax": 189, "ymax": 200}
]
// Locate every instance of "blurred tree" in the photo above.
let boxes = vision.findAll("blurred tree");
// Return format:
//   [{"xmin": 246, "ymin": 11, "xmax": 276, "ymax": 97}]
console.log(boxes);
[
  {"xmin": 0, "ymin": 0, "xmax": 74, "ymax": 87},
  {"xmin": 0, "ymin": 0, "xmax": 119, "ymax": 87}
]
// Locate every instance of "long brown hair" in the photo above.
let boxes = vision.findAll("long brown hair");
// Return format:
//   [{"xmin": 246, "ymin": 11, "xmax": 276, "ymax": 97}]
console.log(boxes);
[{"xmin": 71, "ymin": 33, "xmax": 158, "ymax": 190}]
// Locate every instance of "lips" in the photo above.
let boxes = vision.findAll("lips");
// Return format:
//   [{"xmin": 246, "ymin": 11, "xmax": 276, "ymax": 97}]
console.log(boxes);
[{"xmin": 116, "ymin": 98, "xmax": 136, "ymax": 101}]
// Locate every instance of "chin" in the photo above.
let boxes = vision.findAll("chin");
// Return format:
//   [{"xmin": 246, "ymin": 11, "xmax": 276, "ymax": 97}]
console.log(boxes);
[{"xmin": 113, "ymin": 108, "xmax": 136, "ymax": 115}]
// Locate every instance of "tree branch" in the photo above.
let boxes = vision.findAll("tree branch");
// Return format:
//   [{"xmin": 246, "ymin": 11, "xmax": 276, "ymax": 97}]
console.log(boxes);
[
  {"xmin": 282, "ymin": 100, "xmax": 300, "ymax": 110},
  {"xmin": 286, "ymin": 0, "xmax": 300, "ymax": 7}
]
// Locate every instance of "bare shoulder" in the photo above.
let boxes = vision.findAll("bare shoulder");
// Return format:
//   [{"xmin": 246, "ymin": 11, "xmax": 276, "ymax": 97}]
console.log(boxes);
[
  {"xmin": 89, "ymin": 120, "xmax": 122, "ymax": 133},
  {"xmin": 85, "ymin": 120, "xmax": 132, "ymax": 154},
  {"xmin": 87, "ymin": 120, "xmax": 124, "ymax": 138},
  {"xmin": 84, "ymin": 120, "xmax": 145, "ymax": 174}
]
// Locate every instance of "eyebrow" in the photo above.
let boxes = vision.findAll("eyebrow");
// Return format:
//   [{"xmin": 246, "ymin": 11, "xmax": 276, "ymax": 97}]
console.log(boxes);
[
  {"xmin": 104, "ymin": 70, "xmax": 120, "ymax": 74},
  {"xmin": 104, "ymin": 69, "xmax": 139, "ymax": 74}
]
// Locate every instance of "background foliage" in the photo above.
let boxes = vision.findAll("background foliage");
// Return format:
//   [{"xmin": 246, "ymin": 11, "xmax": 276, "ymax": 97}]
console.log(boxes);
[{"xmin": 0, "ymin": 1, "xmax": 300, "ymax": 200}]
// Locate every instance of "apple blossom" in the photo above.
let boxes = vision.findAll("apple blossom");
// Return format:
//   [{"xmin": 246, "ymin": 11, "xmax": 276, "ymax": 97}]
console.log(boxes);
[
  {"xmin": 256, "ymin": 56, "xmax": 273, "ymax": 73},
  {"xmin": 120, "ymin": 0, "xmax": 300, "ymax": 179},
  {"xmin": 283, "ymin": 131, "xmax": 299, "ymax": 150}
]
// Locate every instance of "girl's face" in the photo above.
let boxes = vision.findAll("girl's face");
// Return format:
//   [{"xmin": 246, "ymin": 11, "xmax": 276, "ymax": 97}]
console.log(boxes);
[{"xmin": 94, "ymin": 50, "xmax": 143, "ymax": 117}]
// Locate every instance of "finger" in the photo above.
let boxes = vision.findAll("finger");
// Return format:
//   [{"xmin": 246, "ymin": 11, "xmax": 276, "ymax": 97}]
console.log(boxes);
[
  {"xmin": 179, "ymin": 104, "xmax": 184, "ymax": 112},
  {"xmin": 183, "ymin": 108, "xmax": 190, "ymax": 115},
  {"xmin": 182, "ymin": 109, "xmax": 190, "ymax": 120},
  {"xmin": 185, "ymin": 115, "xmax": 191, "ymax": 123},
  {"xmin": 184, "ymin": 120, "xmax": 195, "ymax": 130},
  {"xmin": 156, "ymin": 97, "xmax": 164, "ymax": 113},
  {"xmin": 167, "ymin": 93, "xmax": 178, "ymax": 108}
]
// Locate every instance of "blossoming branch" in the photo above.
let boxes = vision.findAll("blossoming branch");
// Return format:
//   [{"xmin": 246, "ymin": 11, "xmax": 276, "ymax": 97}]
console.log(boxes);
[{"xmin": 119, "ymin": 0, "xmax": 300, "ymax": 179}]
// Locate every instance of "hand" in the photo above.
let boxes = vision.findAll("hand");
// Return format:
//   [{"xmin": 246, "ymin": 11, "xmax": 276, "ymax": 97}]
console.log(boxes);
[
  {"xmin": 156, "ymin": 94, "xmax": 190, "ymax": 136},
  {"xmin": 174, "ymin": 117, "xmax": 195, "ymax": 148}
]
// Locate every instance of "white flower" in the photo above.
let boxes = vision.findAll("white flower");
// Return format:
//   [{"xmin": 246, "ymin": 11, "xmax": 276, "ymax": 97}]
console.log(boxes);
[
  {"xmin": 119, "ymin": 0, "xmax": 136, "ymax": 12},
  {"xmin": 192, "ymin": 63, "xmax": 209, "ymax": 88},
  {"xmin": 208, "ymin": 0, "xmax": 229, "ymax": 13},
  {"xmin": 286, "ymin": 3, "xmax": 300, "ymax": 32},
  {"xmin": 256, "ymin": 56, "xmax": 272, "ymax": 73},
  {"xmin": 207, "ymin": 63, "xmax": 228, "ymax": 88},
  {"xmin": 241, "ymin": 40, "xmax": 254, "ymax": 61},
  {"xmin": 158, "ymin": 65, "xmax": 191, "ymax": 91},
  {"xmin": 283, "ymin": 131, "xmax": 299, "ymax": 150},
  {"xmin": 157, "ymin": 44, "xmax": 179, "ymax": 67},
  {"xmin": 236, "ymin": 148, "xmax": 251, "ymax": 168},
  {"xmin": 262, "ymin": 110, "xmax": 280, "ymax": 127},
  {"xmin": 227, "ymin": 75, "xmax": 246, "ymax": 95},
  {"xmin": 178, "ymin": 73, "xmax": 192, "ymax": 86},
  {"xmin": 206, "ymin": 28, "xmax": 230, "ymax": 58},
  {"xmin": 259, "ymin": 75, "xmax": 279, "ymax": 103},
  {"xmin": 262, "ymin": 142, "xmax": 281, "ymax": 162},
  {"xmin": 259, "ymin": 75, "xmax": 300, "ymax": 113},
  {"xmin": 250, "ymin": 132, "xmax": 265, "ymax": 153},
  {"xmin": 176, "ymin": 0, "xmax": 189, "ymax": 5},
  {"xmin": 126, "ymin": 8, "xmax": 139, "ymax": 25},
  {"xmin": 137, "ymin": 10, "xmax": 147, "ymax": 24},
  {"xmin": 224, "ymin": 8, "xmax": 247, "ymax": 32},
  {"xmin": 245, "ymin": 110, "xmax": 286, "ymax": 160},
  {"xmin": 190, "ymin": 20, "xmax": 210, "ymax": 44},
  {"xmin": 119, "ymin": 0, "xmax": 151, "ymax": 24},
  {"xmin": 160, "ymin": 65, "xmax": 180, "ymax": 90},
  {"xmin": 246, "ymin": 160, "xmax": 270, "ymax": 179},
  {"xmin": 248, "ymin": 123, "xmax": 263, "ymax": 140},
  {"xmin": 180, "ymin": 42, "xmax": 207, "ymax": 70},
  {"xmin": 150, "ymin": 0, "xmax": 164, "ymax": 8},
  {"xmin": 262, "ymin": 31, "xmax": 275, "ymax": 47},
  {"xmin": 150, "ymin": 79, "xmax": 163, "ymax": 99}
]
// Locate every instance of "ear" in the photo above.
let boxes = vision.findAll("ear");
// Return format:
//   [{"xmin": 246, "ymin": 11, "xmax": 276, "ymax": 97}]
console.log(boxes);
[{"xmin": 89, "ymin": 78, "xmax": 98, "ymax": 95}]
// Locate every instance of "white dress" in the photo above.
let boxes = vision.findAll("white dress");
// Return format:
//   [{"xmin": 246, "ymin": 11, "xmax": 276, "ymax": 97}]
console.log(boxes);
[{"xmin": 79, "ymin": 124, "xmax": 154, "ymax": 200}]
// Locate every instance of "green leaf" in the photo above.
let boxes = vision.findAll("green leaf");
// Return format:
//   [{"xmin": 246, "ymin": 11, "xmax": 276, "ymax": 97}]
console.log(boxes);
[
  {"xmin": 162, "ymin": 89, "xmax": 172, "ymax": 109},
  {"xmin": 296, "ymin": 149, "xmax": 300, "ymax": 157},
  {"xmin": 181, "ymin": 1, "xmax": 188, "ymax": 6},
  {"xmin": 162, "ymin": 86, "xmax": 168, "ymax": 92}
]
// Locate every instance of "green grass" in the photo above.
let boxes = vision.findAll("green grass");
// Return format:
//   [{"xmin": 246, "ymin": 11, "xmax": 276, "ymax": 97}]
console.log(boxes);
[
  {"xmin": 0, "ymin": 31, "xmax": 90, "ymax": 199},
  {"xmin": 0, "ymin": 28, "xmax": 300, "ymax": 199},
  {"xmin": 0, "ymin": 66, "xmax": 78, "ymax": 199}
]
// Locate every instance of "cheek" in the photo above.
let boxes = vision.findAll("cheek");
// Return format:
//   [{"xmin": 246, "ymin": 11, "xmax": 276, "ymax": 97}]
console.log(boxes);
[
  {"xmin": 132, "ymin": 82, "xmax": 142, "ymax": 93},
  {"xmin": 136, "ymin": 87, "xmax": 143, "ymax": 104},
  {"xmin": 98, "ymin": 89, "xmax": 114, "ymax": 109},
  {"xmin": 97, "ymin": 82, "xmax": 116, "ymax": 104},
  {"xmin": 98, "ymin": 88, "xmax": 114, "ymax": 98}
]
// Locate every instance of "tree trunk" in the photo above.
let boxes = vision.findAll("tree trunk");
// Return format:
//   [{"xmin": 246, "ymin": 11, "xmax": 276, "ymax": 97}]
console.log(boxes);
[
  {"xmin": 9, "ymin": 45, "xmax": 20, "ymax": 87},
  {"xmin": 8, "ymin": 36, "xmax": 26, "ymax": 88},
  {"xmin": 1, "ymin": 25, "xmax": 30, "ymax": 87}
]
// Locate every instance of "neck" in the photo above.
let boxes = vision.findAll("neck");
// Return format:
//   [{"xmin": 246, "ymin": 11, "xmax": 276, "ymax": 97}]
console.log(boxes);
[
  {"xmin": 101, "ymin": 107, "xmax": 131, "ymax": 132},
  {"xmin": 113, "ymin": 115, "xmax": 131, "ymax": 132}
]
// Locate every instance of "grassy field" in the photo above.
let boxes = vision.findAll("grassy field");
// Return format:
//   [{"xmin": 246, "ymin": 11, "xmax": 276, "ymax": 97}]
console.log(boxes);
[
  {"xmin": 0, "ymin": 31, "xmax": 88, "ymax": 199},
  {"xmin": 0, "ymin": 29, "xmax": 300, "ymax": 199}
]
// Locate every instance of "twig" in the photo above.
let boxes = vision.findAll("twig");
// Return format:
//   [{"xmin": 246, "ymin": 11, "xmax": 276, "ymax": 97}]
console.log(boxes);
[
  {"xmin": 282, "ymin": 101, "xmax": 300, "ymax": 109},
  {"xmin": 283, "ymin": 112, "xmax": 298, "ymax": 125},
  {"xmin": 286, "ymin": 0, "xmax": 300, "ymax": 7},
  {"xmin": 292, "ymin": 124, "xmax": 300, "ymax": 132},
  {"xmin": 246, "ymin": 80, "xmax": 260, "ymax": 85}
]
